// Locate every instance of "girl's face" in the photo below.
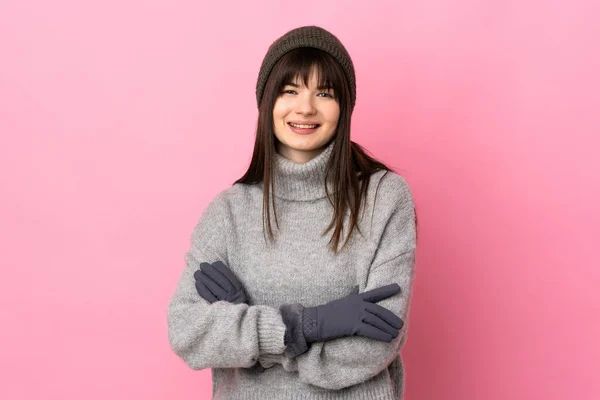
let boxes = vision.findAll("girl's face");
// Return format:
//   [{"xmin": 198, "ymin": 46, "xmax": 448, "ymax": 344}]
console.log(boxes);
[{"xmin": 272, "ymin": 67, "xmax": 340, "ymax": 163}]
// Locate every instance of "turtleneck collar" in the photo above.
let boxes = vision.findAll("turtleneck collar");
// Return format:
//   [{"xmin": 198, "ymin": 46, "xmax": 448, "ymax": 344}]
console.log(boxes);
[{"xmin": 271, "ymin": 139, "xmax": 336, "ymax": 201}]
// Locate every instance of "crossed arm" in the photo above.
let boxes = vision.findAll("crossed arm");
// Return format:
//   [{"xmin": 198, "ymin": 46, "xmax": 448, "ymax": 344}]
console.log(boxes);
[{"xmin": 167, "ymin": 177, "xmax": 417, "ymax": 390}]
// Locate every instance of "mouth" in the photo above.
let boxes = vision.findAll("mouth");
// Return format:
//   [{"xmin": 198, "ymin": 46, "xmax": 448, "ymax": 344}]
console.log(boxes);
[
  {"xmin": 288, "ymin": 122, "xmax": 321, "ymax": 129},
  {"xmin": 287, "ymin": 122, "xmax": 321, "ymax": 135}
]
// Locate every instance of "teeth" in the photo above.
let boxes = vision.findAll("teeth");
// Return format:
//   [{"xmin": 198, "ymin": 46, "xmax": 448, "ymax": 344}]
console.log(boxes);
[{"xmin": 290, "ymin": 123, "xmax": 318, "ymax": 129}]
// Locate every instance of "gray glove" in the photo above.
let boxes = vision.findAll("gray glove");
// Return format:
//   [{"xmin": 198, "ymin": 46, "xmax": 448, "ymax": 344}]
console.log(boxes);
[
  {"xmin": 193, "ymin": 261, "xmax": 248, "ymax": 305},
  {"xmin": 280, "ymin": 284, "xmax": 404, "ymax": 358}
]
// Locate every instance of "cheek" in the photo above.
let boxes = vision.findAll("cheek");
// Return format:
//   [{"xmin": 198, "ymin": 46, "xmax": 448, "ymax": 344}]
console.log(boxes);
[
  {"xmin": 272, "ymin": 100, "xmax": 290, "ymax": 121},
  {"xmin": 325, "ymin": 105, "xmax": 341, "ymax": 124}
]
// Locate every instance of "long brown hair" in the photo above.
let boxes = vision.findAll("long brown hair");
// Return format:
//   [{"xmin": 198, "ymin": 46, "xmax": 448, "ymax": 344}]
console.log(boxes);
[{"xmin": 234, "ymin": 47, "xmax": 413, "ymax": 254}]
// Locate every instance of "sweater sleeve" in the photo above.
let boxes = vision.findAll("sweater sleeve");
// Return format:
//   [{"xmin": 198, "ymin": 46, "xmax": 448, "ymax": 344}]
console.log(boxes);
[
  {"xmin": 260, "ymin": 172, "xmax": 417, "ymax": 390},
  {"xmin": 167, "ymin": 191, "xmax": 288, "ymax": 370}
]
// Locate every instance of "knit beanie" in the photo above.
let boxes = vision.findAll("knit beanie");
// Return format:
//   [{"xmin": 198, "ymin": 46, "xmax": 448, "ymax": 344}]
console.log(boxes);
[{"xmin": 255, "ymin": 25, "xmax": 356, "ymax": 111}]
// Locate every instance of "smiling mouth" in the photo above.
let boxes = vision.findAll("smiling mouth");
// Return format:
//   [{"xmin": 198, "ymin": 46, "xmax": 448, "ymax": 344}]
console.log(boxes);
[{"xmin": 288, "ymin": 122, "xmax": 320, "ymax": 129}]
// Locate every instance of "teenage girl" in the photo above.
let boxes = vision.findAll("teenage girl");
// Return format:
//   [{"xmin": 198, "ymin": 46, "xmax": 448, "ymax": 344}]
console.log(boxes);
[{"xmin": 168, "ymin": 25, "xmax": 418, "ymax": 400}]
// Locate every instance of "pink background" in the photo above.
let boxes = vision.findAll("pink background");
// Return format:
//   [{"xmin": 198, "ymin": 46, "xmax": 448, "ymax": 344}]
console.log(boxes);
[{"xmin": 1, "ymin": 1, "xmax": 599, "ymax": 399}]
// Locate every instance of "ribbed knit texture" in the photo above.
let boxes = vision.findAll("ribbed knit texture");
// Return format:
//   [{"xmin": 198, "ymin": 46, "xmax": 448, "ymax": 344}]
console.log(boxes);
[
  {"xmin": 167, "ymin": 139, "xmax": 417, "ymax": 399},
  {"xmin": 255, "ymin": 25, "xmax": 356, "ymax": 111},
  {"xmin": 271, "ymin": 139, "xmax": 336, "ymax": 201}
]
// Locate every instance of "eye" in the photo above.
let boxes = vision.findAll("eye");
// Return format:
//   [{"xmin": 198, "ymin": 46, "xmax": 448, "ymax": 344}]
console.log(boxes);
[
  {"xmin": 318, "ymin": 92, "xmax": 334, "ymax": 98},
  {"xmin": 283, "ymin": 89, "xmax": 297, "ymax": 95}
]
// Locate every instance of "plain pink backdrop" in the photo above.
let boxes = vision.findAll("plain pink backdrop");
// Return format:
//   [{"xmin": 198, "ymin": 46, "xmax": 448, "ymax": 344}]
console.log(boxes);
[{"xmin": 1, "ymin": 1, "xmax": 598, "ymax": 399}]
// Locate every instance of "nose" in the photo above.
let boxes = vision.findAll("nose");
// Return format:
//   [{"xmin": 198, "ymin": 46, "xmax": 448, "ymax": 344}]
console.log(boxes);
[{"xmin": 295, "ymin": 93, "xmax": 317, "ymax": 115}]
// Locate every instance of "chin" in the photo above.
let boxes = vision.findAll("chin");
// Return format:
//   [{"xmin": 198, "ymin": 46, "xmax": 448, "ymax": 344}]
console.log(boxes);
[
  {"xmin": 289, "ymin": 134, "xmax": 331, "ymax": 146},
  {"xmin": 286, "ymin": 141, "xmax": 323, "ymax": 153}
]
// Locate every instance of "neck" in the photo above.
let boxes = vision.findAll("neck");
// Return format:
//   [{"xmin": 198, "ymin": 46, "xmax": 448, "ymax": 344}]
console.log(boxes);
[
  {"xmin": 276, "ymin": 142, "xmax": 324, "ymax": 163},
  {"xmin": 271, "ymin": 139, "xmax": 336, "ymax": 201}
]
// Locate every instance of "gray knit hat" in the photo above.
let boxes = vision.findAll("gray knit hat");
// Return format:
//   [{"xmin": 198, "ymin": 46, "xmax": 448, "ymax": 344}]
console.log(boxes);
[{"xmin": 255, "ymin": 25, "xmax": 356, "ymax": 111}]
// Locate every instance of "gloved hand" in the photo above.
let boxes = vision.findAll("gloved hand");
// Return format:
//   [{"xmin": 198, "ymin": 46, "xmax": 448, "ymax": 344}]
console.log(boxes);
[
  {"xmin": 193, "ymin": 261, "xmax": 248, "ymax": 305},
  {"xmin": 280, "ymin": 284, "xmax": 404, "ymax": 357}
]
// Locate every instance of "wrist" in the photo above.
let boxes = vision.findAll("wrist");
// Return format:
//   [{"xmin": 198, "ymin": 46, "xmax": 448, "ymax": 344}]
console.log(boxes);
[
  {"xmin": 302, "ymin": 306, "xmax": 320, "ymax": 343},
  {"xmin": 279, "ymin": 303, "xmax": 310, "ymax": 357}
]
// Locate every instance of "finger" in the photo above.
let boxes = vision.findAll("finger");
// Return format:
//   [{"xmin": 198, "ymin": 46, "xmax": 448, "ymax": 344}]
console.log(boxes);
[
  {"xmin": 193, "ymin": 269, "xmax": 201, "ymax": 281},
  {"xmin": 201, "ymin": 262, "xmax": 233, "ymax": 293},
  {"xmin": 194, "ymin": 269, "xmax": 214, "ymax": 281},
  {"xmin": 212, "ymin": 261, "xmax": 243, "ymax": 292},
  {"xmin": 365, "ymin": 303, "xmax": 404, "ymax": 330},
  {"xmin": 194, "ymin": 265, "xmax": 211, "ymax": 281},
  {"xmin": 356, "ymin": 323, "xmax": 393, "ymax": 342},
  {"xmin": 199, "ymin": 262, "xmax": 213, "ymax": 273},
  {"xmin": 360, "ymin": 284, "xmax": 401, "ymax": 303},
  {"xmin": 195, "ymin": 280, "xmax": 218, "ymax": 303},
  {"xmin": 196, "ymin": 272, "xmax": 228, "ymax": 299},
  {"xmin": 362, "ymin": 311, "xmax": 401, "ymax": 337}
]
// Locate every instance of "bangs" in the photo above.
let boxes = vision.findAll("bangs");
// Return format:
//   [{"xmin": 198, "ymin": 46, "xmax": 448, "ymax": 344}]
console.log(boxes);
[{"xmin": 271, "ymin": 47, "xmax": 347, "ymax": 100}]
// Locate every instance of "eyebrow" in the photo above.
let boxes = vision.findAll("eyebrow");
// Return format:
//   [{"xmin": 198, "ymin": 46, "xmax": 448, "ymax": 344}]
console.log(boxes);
[{"xmin": 285, "ymin": 82, "xmax": 333, "ymax": 91}]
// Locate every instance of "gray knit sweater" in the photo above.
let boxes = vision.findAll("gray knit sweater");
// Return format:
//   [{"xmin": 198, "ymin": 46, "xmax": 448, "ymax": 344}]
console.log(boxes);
[{"xmin": 167, "ymin": 139, "xmax": 417, "ymax": 399}]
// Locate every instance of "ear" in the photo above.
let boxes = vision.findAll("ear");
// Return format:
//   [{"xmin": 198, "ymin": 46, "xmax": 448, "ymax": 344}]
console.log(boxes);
[{"xmin": 350, "ymin": 285, "xmax": 360, "ymax": 295}]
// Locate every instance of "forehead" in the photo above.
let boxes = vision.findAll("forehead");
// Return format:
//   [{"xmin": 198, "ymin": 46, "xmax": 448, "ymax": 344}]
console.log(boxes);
[{"xmin": 287, "ymin": 68, "xmax": 333, "ymax": 89}]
